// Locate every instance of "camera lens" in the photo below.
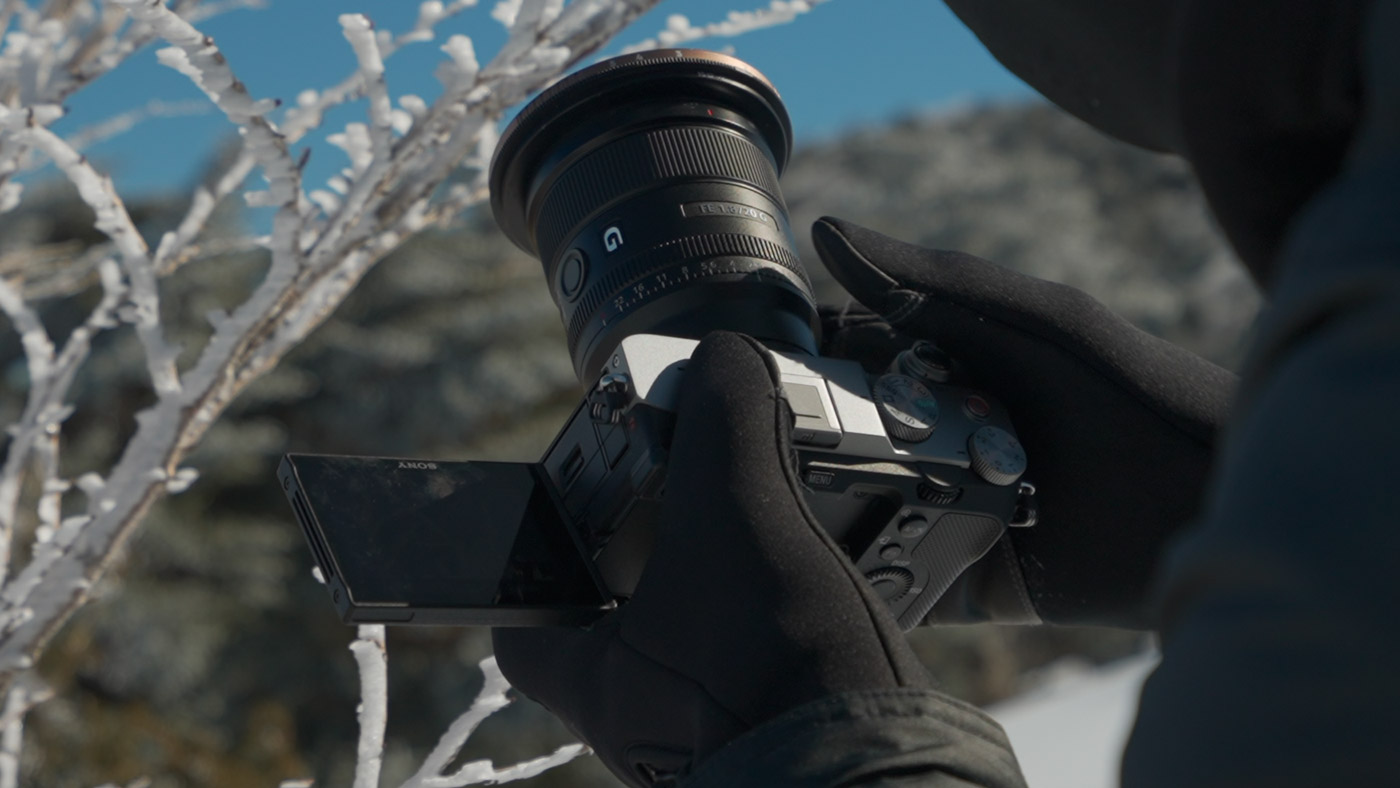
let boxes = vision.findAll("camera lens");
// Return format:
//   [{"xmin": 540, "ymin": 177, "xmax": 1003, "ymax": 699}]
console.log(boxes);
[{"xmin": 490, "ymin": 49, "xmax": 820, "ymax": 382}]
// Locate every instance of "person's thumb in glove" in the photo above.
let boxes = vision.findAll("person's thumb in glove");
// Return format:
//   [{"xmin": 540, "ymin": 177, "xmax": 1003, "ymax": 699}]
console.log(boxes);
[
  {"xmin": 813, "ymin": 217, "xmax": 1236, "ymax": 628},
  {"xmin": 492, "ymin": 331, "xmax": 931, "ymax": 786}
]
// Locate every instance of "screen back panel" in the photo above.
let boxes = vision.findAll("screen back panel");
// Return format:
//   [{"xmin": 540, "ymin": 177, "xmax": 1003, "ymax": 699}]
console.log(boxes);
[{"xmin": 279, "ymin": 454, "xmax": 613, "ymax": 626}]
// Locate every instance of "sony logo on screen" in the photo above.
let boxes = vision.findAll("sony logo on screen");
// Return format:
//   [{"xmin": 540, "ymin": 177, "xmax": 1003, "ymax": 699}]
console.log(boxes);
[{"xmin": 397, "ymin": 461, "xmax": 438, "ymax": 470}]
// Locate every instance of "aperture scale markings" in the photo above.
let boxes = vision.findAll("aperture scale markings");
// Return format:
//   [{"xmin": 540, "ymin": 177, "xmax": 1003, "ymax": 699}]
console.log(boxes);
[{"xmin": 601, "ymin": 257, "xmax": 801, "ymax": 325}]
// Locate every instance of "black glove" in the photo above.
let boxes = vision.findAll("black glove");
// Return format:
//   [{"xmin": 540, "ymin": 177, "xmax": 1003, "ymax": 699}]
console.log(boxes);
[
  {"xmin": 813, "ymin": 217, "xmax": 1237, "ymax": 628},
  {"xmin": 492, "ymin": 331, "xmax": 933, "ymax": 787}
]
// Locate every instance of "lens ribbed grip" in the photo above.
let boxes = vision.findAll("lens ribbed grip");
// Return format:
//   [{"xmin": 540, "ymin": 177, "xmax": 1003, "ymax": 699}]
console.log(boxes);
[
  {"xmin": 899, "ymin": 513, "xmax": 1004, "ymax": 630},
  {"xmin": 535, "ymin": 126, "xmax": 783, "ymax": 260},
  {"xmin": 564, "ymin": 232, "xmax": 811, "ymax": 359}
]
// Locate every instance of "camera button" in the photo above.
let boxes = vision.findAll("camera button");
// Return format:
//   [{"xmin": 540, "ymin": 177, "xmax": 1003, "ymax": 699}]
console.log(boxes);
[
  {"xmin": 963, "ymin": 395, "xmax": 992, "ymax": 420},
  {"xmin": 897, "ymin": 515, "xmax": 930, "ymax": 539},
  {"xmin": 879, "ymin": 544, "xmax": 904, "ymax": 561},
  {"xmin": 559, "ymin": 249, "xmax": 588, "ymax": 301}
]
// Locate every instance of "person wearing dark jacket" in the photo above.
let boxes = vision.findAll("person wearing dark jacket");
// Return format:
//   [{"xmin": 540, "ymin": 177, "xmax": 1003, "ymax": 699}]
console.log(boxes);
[{"xmin": 495, "ymin": 1, "xmax": 1400, "ymax": 785}]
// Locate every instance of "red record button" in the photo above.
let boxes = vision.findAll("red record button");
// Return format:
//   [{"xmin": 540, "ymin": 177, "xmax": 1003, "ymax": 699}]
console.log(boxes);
[{"xmin": 963, "ymin": 395, "xmax": 991, "ymax": 420}]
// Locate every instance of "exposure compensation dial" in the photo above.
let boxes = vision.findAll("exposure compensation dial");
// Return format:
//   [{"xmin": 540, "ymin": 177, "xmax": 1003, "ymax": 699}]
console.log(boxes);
[
  {"xmin": 968, "ymin": 425, "xmax": 1027, "ymax": 486},
  {"xmin": 873, "ymin": 374, "xmax": 939, "ymax": 444}
]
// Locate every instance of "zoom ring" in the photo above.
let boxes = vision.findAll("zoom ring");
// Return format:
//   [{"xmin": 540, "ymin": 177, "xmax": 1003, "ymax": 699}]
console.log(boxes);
[
  {"xmin": 564, "ymin": 232, "xmax": 811, "ymax": 358},
  {"xmin": 535, "ymin": 125, "xmax": 784, "ymax": 260}
]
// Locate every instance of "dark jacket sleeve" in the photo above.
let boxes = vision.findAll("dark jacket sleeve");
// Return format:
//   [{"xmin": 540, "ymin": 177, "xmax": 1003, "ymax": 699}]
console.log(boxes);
[
  {"xmin": 1120, "ymin": 152, "xmax": 1400, "ymax": 787},
  {"xmin": 683, "ymin": 690, "xmax": 1027, "ymax": 788},
  {"xmin": 944, "ymin": 2, "xmax": 1399, "ymax": 784}
]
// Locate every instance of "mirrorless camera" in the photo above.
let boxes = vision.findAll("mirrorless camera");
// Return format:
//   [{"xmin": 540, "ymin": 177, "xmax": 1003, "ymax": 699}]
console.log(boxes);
[{"xmin": 279, "ymin": 50, "xmax": 1037, "ymax": 630}]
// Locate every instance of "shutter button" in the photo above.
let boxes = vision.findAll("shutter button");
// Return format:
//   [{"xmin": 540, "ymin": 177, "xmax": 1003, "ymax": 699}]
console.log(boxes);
[{"xmin": 963, "ymin": 395, "xmax": 991, "ymax": 420}]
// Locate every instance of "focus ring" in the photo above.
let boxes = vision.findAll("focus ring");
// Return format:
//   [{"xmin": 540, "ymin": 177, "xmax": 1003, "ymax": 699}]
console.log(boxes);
[
  {"xmin": 564, "ymin": 232, "xmax": 811, "ymax": 358},
  {"xmin": 535, "ymin": 125, "xmax": 783, "ymax": 260}
]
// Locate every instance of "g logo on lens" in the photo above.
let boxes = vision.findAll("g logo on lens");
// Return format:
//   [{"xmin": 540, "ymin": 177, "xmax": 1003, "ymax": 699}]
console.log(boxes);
[
  {"xmin": 603, "ymin": 226, "xmax": 623, "ymax": 252},
  {"xmin": 489, "ymin": 49, "xmax": 821, "ymax": 382}
]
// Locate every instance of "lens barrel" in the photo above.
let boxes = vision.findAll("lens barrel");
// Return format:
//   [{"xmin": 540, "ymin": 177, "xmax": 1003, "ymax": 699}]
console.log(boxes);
[{"xmin": 490, "ymin": 50, "xmax": 821, "ymax": 382}]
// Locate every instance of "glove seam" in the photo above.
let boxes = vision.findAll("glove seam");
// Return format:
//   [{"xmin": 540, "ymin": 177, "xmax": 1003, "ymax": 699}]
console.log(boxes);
[{"xmin": 883, "ymin": 288, "xmax": 928, "ymax": 325}]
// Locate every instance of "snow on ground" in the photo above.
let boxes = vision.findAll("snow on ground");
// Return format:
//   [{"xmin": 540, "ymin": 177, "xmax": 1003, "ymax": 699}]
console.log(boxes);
[{"xmin": 985, "ymin": 651, "xmax": 1160, "ymax": 788}]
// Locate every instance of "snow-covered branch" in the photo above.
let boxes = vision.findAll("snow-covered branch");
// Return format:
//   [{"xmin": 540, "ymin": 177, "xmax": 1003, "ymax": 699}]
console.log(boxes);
[
  {"xmin": 620, "ymin": 0, "xmax": 830, "ymax": 53},
  {"xmin": 0, "ymin": 0, "xmax": 664, "ymax": 772},
  {"xmin": 352, "ymin": 625, "xmax": 389, "ymax": 788},
  {"xmin": 398, "ymin": 655, "xmax": 589, "ymax": 788}
]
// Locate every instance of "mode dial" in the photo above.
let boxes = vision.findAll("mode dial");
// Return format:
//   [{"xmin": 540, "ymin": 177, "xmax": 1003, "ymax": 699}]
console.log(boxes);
[
  {"xmin": 872, "ymin": 374, "xmax": 939, "ymax": 443},
  {"xmin": 968, "ymin": 425, "xmax": 1027, "ymax": 486},
  {"xmin": 865, "ymin": 566, "xmax": 916, "ymax": 602}
]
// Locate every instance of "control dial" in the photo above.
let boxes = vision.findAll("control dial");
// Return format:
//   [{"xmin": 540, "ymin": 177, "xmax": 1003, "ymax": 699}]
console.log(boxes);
[
  {"xmin": 865, "ymin": 566, "xmax": 916, "ymax": 602},
  {"xmin": 968, "ymin": 425, "xmax": 1027, "ymax": 486},
  {"xmin": 872, "ymin": 374, "xmax": 939, "ymax": 443}
]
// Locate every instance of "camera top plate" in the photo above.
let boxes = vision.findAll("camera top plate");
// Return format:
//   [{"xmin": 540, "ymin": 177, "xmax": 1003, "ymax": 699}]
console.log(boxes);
[{"xmin": 602, "ymin": 334, "xmax": 1019, "ymax": 473}]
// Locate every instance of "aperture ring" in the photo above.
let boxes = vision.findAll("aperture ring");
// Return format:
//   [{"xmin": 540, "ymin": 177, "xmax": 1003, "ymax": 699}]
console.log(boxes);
[
  {"xmin": 564, "ymin": 232, "xmax": 811, "ymax": 358},
  {"xmin": 535, "ymin": 125, "xmax": 784, "ymax": 260}
]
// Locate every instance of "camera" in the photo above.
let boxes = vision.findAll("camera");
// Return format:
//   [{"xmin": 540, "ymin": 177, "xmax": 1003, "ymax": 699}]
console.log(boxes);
[{"xmin": 279, "ymin": 50, "xmax": 1036, "ymax": 630}]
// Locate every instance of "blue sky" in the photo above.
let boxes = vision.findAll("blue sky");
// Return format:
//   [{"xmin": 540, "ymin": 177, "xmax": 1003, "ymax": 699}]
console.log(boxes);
[{"xmin": 51, "ymin": 0, "xmax": 1035, "ymax": 198}]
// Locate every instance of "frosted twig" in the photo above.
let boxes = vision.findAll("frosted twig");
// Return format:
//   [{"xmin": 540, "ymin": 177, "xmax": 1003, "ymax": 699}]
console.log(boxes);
[
  {"xmin": 117, "ymin": 0, "xmax": 305, "ymax": 261},
  {"xmin": 421, "ymin": 125, "xmax": 495, "ymax": 228},
  {"xmin": 183, "ymin": 0, "xmax": 265, "ymax": 24},
  {"xmin": 0, "ymin": 98, "xmax": 208, "ymax": 182},
  {"xmin": 0, "ymin": 276, "xmax": 53, "ymax": 583},
  {"xmin": 0, "ymin": 1, "xmax": 24, "ymax": 42},
  {"xmin": 0, "ymin": 674, "xmax": 52, "ymax": 788},
  {"xmin": 398, "ymin": 656, "xmax": 590, "ymax": 788},
  {"xmin": 0, "ymin": 241, "xmax": 87, "ymax": 297},
  {"xmin": 351, "ymin": 625, "xmax": 388, "ymax": 788},
  {"xmin": 339, "ymin": 15, "xmax": 394, "ymax": 168},
  {"xmin": 152, "ymin": 152, "xmax": 258, "ymax": 273},
  {"xmin": 0, "ymin": 258, "xmax": 122, "ymax": 590},
  {"xmin": 67, "ymin": 98, "xmax": 209, "ymax": 152},
  {"xmin": 12, "ymin": 0, "xmax": 244, "ymax": 127},
  {"xmin": 14, "ymin": 120, "xmax": 181, "ymax": 397},
  {"xmin": 280, "ymin": 0, "xmax": 480, "ymax": 146},
  {"xmin": 403, "ymin": 654, "xmax": 509, "ymax": 785},
  {"xmin": 619, "ymin": 0, "xmax": 831, "ymax": 53}
]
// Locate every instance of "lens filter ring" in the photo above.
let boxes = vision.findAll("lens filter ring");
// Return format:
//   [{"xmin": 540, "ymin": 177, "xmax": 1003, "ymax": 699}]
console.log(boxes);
[{"xmin": 490, "ymin": 49, "xmax": 793, "ymax": 254}]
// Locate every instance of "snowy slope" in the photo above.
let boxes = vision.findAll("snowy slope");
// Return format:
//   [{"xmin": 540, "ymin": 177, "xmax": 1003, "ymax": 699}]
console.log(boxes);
[{"xmin": 986, "ymin": 652, "xmax": 1160, "ymax": 788}]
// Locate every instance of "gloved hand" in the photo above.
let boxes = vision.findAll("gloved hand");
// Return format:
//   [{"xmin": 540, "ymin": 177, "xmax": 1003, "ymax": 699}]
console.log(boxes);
[
  {"xmin": 492, "ymin": 331, "xmax": 934, "ymax": 787},
  {"xmin": 813, "ymin": 217, "xmax": 1237, "ymax": 628}
]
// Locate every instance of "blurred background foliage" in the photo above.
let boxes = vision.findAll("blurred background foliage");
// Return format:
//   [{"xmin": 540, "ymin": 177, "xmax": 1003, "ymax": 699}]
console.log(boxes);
[{"xmin": 0, "ymin": 100, "xmax": 1256, "ymax": 787}]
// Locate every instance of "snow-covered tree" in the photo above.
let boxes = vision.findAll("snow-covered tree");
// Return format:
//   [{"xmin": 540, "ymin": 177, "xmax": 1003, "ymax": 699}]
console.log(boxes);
[{"xmin": 0, "ymin": 0, "xmax": 828, "ymax": 784}]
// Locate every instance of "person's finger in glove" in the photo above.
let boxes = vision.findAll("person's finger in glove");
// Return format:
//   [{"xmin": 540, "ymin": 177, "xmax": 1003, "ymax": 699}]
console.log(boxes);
[
  {"xmin": 813, "ymin": 217, "xmax": 1237, "ymax": 629},
  {"xmin": 493, "ymin": 331, "xmax": 1025, "ymax": 788}
]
